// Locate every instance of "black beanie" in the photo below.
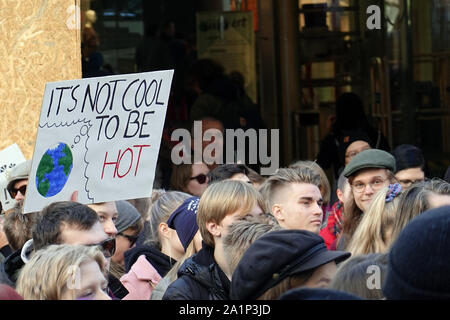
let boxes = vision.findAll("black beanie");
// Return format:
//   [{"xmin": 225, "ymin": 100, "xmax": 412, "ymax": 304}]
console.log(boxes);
[
  {"xmin": 383, "ymin": 205, "xmax": 450, "ymax": 299},
  {"xmin": 390, "ymin": 144, "xmax": 425, "ymax": 173}
]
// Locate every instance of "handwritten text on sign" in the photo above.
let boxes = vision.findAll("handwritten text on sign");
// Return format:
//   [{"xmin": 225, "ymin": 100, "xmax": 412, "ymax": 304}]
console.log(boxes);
[{"xmin": 24, "ymin": 70, "xmax": 174, "ymax": 213}]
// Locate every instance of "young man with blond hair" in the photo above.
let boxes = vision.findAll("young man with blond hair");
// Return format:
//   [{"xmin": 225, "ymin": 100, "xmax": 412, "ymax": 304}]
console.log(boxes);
[
  {"xmin": 259, "ymin": 167, "xmax": 324, "ymax": 234},
  {"xmin": 162, "ymin": 180, "xmax": 264, "ymax": 300}
]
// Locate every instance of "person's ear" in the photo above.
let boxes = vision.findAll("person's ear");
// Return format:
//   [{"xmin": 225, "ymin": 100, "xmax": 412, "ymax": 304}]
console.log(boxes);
[
  {"xmin": 159, "ymin": 222, "xmax": 171, "ymax": 240},
  {"xmin": 205, "ymin": 220, "xmax": 221, "ymax": 238},
  {"xmin": 272, "ymin": 203, "xmax": 284, "ymax": 222},
  {"xmin": 337, "ymin": 189, "xmax": 344, "ymax": 203}
]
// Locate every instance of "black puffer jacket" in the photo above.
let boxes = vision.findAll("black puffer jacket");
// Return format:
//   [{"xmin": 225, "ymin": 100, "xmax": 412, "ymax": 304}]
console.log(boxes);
[{"xmin": 162, "ymin": 244, "xmax": 230, "ymax": 300}]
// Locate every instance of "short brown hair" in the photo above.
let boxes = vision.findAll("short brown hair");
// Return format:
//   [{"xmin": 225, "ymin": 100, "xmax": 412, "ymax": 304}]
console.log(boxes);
[{"xmin": 4, "ymin": 207, "xmax": 39, "ymax": 251}]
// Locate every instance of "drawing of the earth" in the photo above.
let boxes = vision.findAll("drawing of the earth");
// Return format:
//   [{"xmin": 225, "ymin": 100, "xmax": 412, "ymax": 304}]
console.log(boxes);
[{"xmin": 36, "ymin": 143, "xmax": 73, "ymax": 197}]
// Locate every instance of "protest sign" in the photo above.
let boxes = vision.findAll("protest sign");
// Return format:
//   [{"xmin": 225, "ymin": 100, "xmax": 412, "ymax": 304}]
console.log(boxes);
[
  {"xmin": 0, "ymin": 144, "xmax": 26, "ymax": 212},
  {"xmin": 23, "ymin": 70, "xmax": 174, "ymax": 213}
]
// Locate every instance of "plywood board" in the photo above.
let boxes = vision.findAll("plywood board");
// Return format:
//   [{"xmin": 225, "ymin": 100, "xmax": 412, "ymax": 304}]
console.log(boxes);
[{"xmin": 0, "ymin": 0, "xmax": 81, "ymax": 160}]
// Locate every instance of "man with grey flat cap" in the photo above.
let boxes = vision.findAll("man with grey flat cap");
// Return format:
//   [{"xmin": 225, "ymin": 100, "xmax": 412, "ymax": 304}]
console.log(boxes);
[
  {"xmin": 337, "ymin": 149, "xmax": 398, "ymax": 250},
  {"xmin": 5, "ymin": 160, "xmax": 31, "ymax": 209}
]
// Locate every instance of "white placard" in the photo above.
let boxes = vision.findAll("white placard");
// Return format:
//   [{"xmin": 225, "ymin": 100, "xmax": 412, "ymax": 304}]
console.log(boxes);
[
  {"xmin": 0, "ymin": 144, "xmax": 26, "ymax": 212},
  {"xmin": 23, "ymin": 70, "xmax": 174, "ymax": 213}
]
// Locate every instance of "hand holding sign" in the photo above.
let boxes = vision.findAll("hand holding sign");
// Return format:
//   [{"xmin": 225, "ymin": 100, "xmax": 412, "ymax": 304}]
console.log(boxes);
[{"xmin": 24, "ymin": 70, "xmax": 174, "ymax": 213}]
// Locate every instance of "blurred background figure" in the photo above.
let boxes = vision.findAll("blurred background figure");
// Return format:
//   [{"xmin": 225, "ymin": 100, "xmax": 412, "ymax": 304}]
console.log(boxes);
[
  {"xmin": 316, "ymin": 92, "xmax": 390, "ymax": 181},
  {"xmin": 170, "ymin": 162, "xmax": 210, "ymax": 196},
  {"xmin": 391, "ymin": 144, "xmax": 427, "ymax": 190}
]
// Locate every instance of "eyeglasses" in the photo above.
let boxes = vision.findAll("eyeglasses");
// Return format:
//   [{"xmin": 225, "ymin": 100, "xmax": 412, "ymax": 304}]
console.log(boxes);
[
  {"xmin": 89, "ymin": 238, "xmax": 116, "ymax": 258},
  {"xmin": 118, "ymin": 232, "xmax": 138, "ymax": 246},
  {"xmin": 189, "ymin": 173, "xmax": 208, "ymax": 184},
  {"xmin": 8, "ymin": 185, "xmax": 27, "ymax": 198},
  {"xmin": 351, "ymin": 178, "xmax": 387, "ymax": 193}
]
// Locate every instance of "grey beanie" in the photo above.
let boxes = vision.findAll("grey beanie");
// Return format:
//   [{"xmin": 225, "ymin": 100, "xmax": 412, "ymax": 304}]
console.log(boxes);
[
  {"xmin": 6, "ymin": 160, "xmax": 32, "ymax": 192},
  {"xmin": 115, "ymin": 200, "xmax": 141, "ymax": 233}
]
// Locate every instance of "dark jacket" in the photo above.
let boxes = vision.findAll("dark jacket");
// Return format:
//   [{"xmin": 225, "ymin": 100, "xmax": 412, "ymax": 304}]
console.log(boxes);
[
  {"xmin": 108, "ymin": 273, "xmax": 128, "ymax": 299},
  {"xmin": 162, "ymin": 244, "xmax": 230, "ymax": 300},
  {"xmin": 124, "ymin": 244, "xmax": 175, "ymax": 277},
  {"xmin": 0, "ymin": 249, "xmax": 23, "ymax": 287}
]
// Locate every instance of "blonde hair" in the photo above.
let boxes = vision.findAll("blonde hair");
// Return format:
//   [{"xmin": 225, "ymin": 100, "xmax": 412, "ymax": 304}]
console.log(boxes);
[
  {"xmin": 259, "ymin": 167, "xmax": 321, "ymax": 211},
  {"xmin": 223, "ymin": 215, "xmax": 282, "ymax": 273},
  {"xmin": 145, "ymin": 191, "xmax": 191, "ymax": 249},
  {"xmin": 289, "ymin": 160, "xmax": 331, "ymax": 205},
  {"xmin": 197, "ymin": 180, "xmax": 265, "ymax": 247},
  {"xmin": 346, "ymin": 186, "xmax": 401, "ymax": 255},
  {"xmin": 16, "ymin": 244, "xmax": 106, "ymax": 300}
]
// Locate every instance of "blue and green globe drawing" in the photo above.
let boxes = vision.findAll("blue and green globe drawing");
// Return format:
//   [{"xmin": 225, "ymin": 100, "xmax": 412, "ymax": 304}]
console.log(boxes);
[{"xmin": 36, "ymin": 143, "xmax": 73, "ymax": 197}]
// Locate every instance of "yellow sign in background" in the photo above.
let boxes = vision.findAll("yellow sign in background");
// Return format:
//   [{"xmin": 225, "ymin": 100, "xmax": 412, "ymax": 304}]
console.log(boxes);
[{"xmin": 0, "ymin": 0, "xmax": 81, "ymax": 159}]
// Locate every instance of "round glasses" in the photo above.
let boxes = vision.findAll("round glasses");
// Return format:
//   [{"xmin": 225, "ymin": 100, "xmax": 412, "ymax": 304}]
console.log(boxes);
[{"xmin": 351, "ymin": 178, "xmax": 387, "ymax": 193}]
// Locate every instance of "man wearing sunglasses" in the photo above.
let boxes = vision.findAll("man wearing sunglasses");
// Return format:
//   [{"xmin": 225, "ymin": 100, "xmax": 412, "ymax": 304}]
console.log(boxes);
[
  {"xmin": 5, "ymin": 160, "xmax": 32, "ymax": 209},
  {"xmin": 0, "ymin": 201, "xmax": 121, "ymax": 298}
]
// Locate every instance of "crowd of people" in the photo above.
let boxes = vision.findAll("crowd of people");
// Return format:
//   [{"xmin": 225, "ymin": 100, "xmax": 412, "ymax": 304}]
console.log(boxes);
[
  {"xmin": 0, "ymin": 135, "xmax": 449, "ymax": 300},
  {"xmin": 1, "ymin": 18, "xmax": 450, "ymax": 301}
]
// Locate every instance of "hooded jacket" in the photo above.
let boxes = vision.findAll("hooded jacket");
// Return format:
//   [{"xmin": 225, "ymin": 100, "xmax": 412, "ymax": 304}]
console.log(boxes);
[
  {"xmin": 120, "ymin": 254, "xmax": 162, "ymax": 300},
  {"xmin": 0, "ymin": 239, "xmax": 33, "ymax": 287},
  {"xmin": 162, "ymin": 244, "xmax": 230, "ymax": 300}
]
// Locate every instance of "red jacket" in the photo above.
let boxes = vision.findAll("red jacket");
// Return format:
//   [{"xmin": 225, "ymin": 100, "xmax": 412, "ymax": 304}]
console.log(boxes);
[{"xmin": 320, "ymin": 201, "xmax": 344, "ymax": 250}]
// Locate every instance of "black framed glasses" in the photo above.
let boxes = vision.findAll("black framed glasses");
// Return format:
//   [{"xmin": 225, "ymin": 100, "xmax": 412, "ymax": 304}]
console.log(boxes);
[
  {"xmin": 189, "ymin": 173, "xmax": 208, "ymax": 184},
  {"xmin": 89, "ymin": 238, "xmax": 116, "ymax": 258},
  {"xmin": 8, "ymin": 185, "xmax": 27, "ymax": 198},
  {"xmin": 118, "ymin": 233, "xmax": 138, "ymax": 246}
]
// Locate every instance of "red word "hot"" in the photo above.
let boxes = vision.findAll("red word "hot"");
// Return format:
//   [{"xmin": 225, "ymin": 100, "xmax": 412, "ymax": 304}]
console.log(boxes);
[{"xmin": 101, "ymin": 144, "xmax": 150, "ymax": 179}]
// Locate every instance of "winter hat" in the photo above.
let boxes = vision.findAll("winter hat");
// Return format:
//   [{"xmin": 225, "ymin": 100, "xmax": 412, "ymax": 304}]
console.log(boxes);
[
  {"xmin": 343, "ymin": 149, "xmax": 396, "ymax": 178},
  {"xmin": 230, "ymin": 229, "xmax": 351, "ymax": 300},
  {"xmin": 167, "ymin": 196, "xmax": 200, "ymax": 251},
  {"xmin": 337, "ymin": 130, "xmax": 372, "ymax": 166},
  {"xmin": 382, "ymin": 205, "xmax": 450, "ymax": 299},
  {"xmin": 390, "ymin": 144, "xmax": 425, "ymax": 173},
  {"xmin": 279, "ymin": 287, "xmax": 363, "ymax": 300},
  {"xmin": 115, "ymin": 200, "xmax": 141, "ymax": 234},
  {"xmin": 6, "ymin": 160, "xmax": 31, "ymax": 194}
]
